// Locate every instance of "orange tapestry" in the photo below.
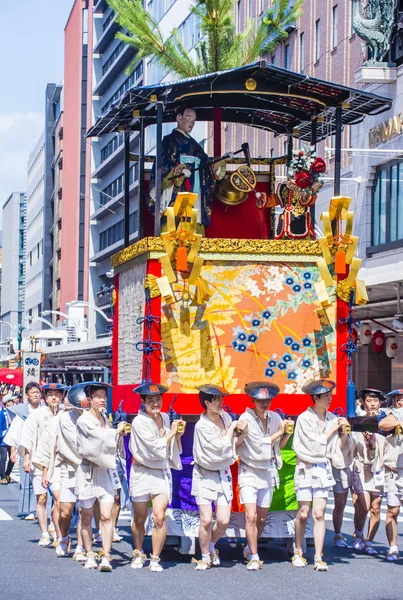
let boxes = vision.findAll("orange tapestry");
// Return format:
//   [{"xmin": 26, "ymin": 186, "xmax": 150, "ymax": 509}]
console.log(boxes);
[{"xmin": 160, "ymin": 261, "xmax": 336, "ymax": 394}]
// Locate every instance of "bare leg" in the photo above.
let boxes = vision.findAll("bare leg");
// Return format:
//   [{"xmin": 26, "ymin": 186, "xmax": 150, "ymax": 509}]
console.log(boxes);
[
  {"xmin": 367, "ymin": 494, "xmax": 382, "ymax": 542},
  {"xmin": 385, "ymin": 505, "xmax": 400, "ymax": 548},
  {"xmin": 99, "ymin": 502, "xmax": 114, "ymax": 555},
  {"xmin": 295, "ymin": 501, "xmax": 310, "ymax": 551},
  {"xmin": 131, "ymin": 501, "xmax": 149, "ymax": 551},
  {"xmin": 112, "ymin": 491, "xmax": 120, "ymax": 528},
  {"xmin": 256, "ymin": 505, "xmax": 269, "ymax": 540},
  {"xmin": 51, "ymin": 489, "xmax": 62, "ymax": 539},
  {"xmin": 93, "ymin": 500, "xmax": 101, "ymax": 535},
  {"xmin": 312, "ymin": 497, "xmax": 327, "ymax": 557},
  {"xmin": 150, "ymin": 493, "xmax": 169, "ymax": 557},
  {"xmin": 198, "ymin": 504, "xmax": 213, "ymax": 555},
  {"xmin": 59, "ymin": 502, "xmax": 75, "ymax": 538},
  {"xmin": 332, "ymin": 491, "xmax": 348, "ymax": 534},
  {"xmin": 354, "ymin": 492, "xmax": 370, "ymax": 533},
  {"xmin": 80, "ymin": 506, "xmax": 94, "ymax": 553},
  {"xmin": 244, "ymin": 503, "xmax": 258, "ymax": 555},
  {"xmin": 36, "ymin": 493, "xmax": 48, "ymax": 535},
  {"xmin": 77, "ymin": 514, "xmax": 83, "ymax": 547},
  {"xmin": 211, "ymin": 504, "xmax": 231, "ymax": 545}
]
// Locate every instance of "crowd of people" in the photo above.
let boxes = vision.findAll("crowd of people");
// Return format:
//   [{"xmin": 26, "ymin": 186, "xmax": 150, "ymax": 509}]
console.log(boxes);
[{"xmin": 0, "ymin": 378, "xmax": 402, "ymax": 573}]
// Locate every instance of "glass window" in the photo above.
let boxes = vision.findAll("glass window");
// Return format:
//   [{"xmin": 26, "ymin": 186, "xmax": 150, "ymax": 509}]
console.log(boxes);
[
  {"xmin": 391, "ymin": 164, "xmax": 398, "ymax": 242},
  {"xmin": 332, "ymin": 6, "xmax": 338, "ymax": 48},
  {"xmin": 285, "ymin": 44, "xmax": 290, "ymax": 70},
  {"xmin": 372, "ymin": 160, "xmax": 403, "ymax": 247},
  {"xmin": 299, "ymin": 32, "xmax": 304, "ymax": 73},
  {"xmin": 315, "ymin": 20, "xmax": 320, "ymax": 61}
]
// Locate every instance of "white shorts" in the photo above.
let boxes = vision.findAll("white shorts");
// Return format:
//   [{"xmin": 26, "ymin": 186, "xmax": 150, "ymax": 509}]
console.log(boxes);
[
  {"xmin": 386, "ymin": 491, "xmax": 403, "ymax": 508},
  {"xmin": 79, "ymin": 491, "xmax": 115, "ymax": 509},
  {"xmin": 296, "ymin": 487, "xmax": 329, "ymax": 502},
  {"xmin": 131, "ymin": 492, "xmax": 169, "ymax": 503},
  {"xmin": 240, "ymin": 485, "xmax": 273, "ymax": 508},
  {"xmin": 32, "ymin": 474, "xmax": 47, "ymax": 496},
  {"xmin": 59, "ymin": 487, "xmax": 77, "ymax": 503},
  {"xmin": 195, "ymin": 492, "xmax": 231, "ymax": 507}
]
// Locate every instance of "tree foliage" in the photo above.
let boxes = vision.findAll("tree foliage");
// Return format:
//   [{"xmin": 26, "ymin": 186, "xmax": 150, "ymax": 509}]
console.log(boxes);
[{"xmin": 107, "ymin": 0, "xmax": 304, "ymax": 78}]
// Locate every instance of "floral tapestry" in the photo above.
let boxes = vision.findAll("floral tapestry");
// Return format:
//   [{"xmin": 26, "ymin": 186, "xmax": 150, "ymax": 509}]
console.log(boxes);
[{"xmin": 160, "ymin": 261, "xmax": 336, "ymax": 393}]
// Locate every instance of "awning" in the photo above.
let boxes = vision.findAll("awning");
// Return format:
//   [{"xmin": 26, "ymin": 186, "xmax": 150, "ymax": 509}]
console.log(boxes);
[{"xmin": 87, "ymin": 60, "xmax": 392, "ymax": 141}]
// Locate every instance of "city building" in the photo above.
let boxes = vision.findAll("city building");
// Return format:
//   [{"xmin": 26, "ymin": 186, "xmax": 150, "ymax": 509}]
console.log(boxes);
[
  {"xmin": 52, "ymin": 0, "xmax": 93, "ymax": 326},
  {"xmin": 43, "ymin": 83, "xmax": 63, "ymax": 324},
  {"xmin": 25, "ymin": 131, "xmax": 45, "ymax": 332},
  {"xmin": 1, "ymin": 192, "xmax": 26, "ymax": 331}
]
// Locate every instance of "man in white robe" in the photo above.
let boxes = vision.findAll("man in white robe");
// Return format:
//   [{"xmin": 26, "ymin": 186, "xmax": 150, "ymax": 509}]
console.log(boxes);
[
  {"xmin": 130, "ymin": 382, "xmax": 184, "ymax": 572},
  {"xmin": 378, "ymin": 389, "xmax": 403, "ymax": 561},
  {"xmin": 191, "ymin": 384, "xmax": 245, "ymax": 571},
  {"xmin": 4, "ymin": 382, "xmax": 41, "ymax": 517},
  {"xmin": 291, "ymin": 379, "xmax": 348, "ymax": 572},
  {"xmin": 76, "ymin": 382, "xmax": 127, "ymax": 572},
  {"xmin": 18, "ymin": 383, "xmax": 65, "ymax": 546},
  {"xmin": 238, "ymin": 381, "xmax": 294, "ymax": 570}
]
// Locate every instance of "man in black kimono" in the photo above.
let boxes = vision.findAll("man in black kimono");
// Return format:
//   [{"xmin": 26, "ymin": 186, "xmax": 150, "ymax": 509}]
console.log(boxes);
[{"xmin": 147, "ymin": 106, "xmax": 215, "ymax": 227}]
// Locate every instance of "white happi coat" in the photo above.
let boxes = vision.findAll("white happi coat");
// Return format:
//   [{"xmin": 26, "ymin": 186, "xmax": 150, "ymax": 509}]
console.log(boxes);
[
  {"xmin": 129, "ymin": 410, "xmax": 182, "ymax": 499},
  {"xmin": 351, "ymin": 429, "xmax": 385, "ymax": 493},
  {"xmin": 192, "ymin": 411, "xmax": 236, "ymax": 502},
  {"xmin": 237, "ymin": 408, "xmax": 283, "ymax": 490},
  {"xmin": 31, "ymin": 412, "xmax": 61, "ymax": 485},
  {"xmin": 57, "ymin": 409, "xmax": 82, "ymax": 489},
  {"xmin": 18, "ymin": 405, "xmax": 58, "ymax": 478},
  {"xmin": 75, "ymin": 410, "xmax": 120, "ymax": 500},
  {"xmin": 292, "ymin": 407, "xmax": 338, "ymax": 490},
  {"xmin": 331, "ymin": 431, "xmax": 355, "ymax": 490},
  {"xmin": 382, "ymin": 407, "xmax": 403, "ymax": 495}
]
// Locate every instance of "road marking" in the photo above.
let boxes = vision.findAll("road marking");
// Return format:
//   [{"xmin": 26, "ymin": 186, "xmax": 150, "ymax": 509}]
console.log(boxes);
[{"xmin": 0, "ymin": 508, "xmax": 13, "ymax": 521}]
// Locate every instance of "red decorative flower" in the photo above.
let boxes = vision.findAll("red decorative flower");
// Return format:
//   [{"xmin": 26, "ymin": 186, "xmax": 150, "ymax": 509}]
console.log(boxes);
[
  {"xmin": 311, "ymin": 157, "xmax": 326, "ymax": 174},
  {"xmin": 295, "ymin": 170, "xmax": 313, "ymax": 189}
]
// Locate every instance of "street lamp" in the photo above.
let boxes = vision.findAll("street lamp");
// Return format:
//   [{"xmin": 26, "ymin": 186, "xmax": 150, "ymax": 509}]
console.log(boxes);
[
  {"xmin": 24, "ymin": 316, "xmax": 59, "ymax": 332},
  {"xmin": 69, "ymin": 300, "xmax": 112, "ymax": 323},
  {"xmin": 41, "ymin": 310, "xmax": 89, "ymax": 333}
]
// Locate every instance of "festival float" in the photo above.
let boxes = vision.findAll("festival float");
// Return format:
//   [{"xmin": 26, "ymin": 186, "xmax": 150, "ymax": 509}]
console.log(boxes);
[{"xmin": 88, "ymin": 61, "xmax": 392, "ymax": 550}]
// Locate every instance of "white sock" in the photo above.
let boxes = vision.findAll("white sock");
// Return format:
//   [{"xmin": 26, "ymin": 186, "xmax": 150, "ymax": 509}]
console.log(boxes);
[
  {"xmin": 389, "ymin": 545, "xmax": 398, "ymax": 553},
  {"xmin": 209, "ymin": 542, "xmax": 215, "ymax": 553},
  {"xmin": 250, "ymin": 553, "xmax": 259, "ymax": 561},
  {"xmin": 61, "ymin": 536, "xmax": 69, "ymax": 543},
  {"xmin": 76, "ymin": 545, "xmax": 85, "ymax": 552},
  {"xmin": 202, "ymin": 552, "xmax": 210, "ymax": 561},
  {"xmin": 41, "ymin": 532, "xmax": 50, "ymax": 538}
]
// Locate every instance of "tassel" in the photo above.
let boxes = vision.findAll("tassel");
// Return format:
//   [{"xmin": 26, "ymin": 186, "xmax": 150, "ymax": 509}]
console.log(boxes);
[
  {"xmin": 196, "ymin": 278, "xmax": 213, "ymax": 304},
  {"xmin": 334, "ymin": 250, "xmax": 346, "ymax": 274},
  {"xmin": 176, "ymin": 246, "xmax": 188, "ymax": 272},
  {"xmin": 184, "ymin": 177, "xmax": 191, "ymax": 191}
]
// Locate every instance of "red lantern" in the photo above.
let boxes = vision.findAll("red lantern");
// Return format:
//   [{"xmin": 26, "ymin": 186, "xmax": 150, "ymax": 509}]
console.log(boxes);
[{"xmin": 372, "ymin": 330, "xmax": 385, "ymax": 353}]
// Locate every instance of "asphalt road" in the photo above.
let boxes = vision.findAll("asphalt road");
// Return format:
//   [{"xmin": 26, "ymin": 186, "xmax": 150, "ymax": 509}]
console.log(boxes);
[{"xmin": 0, "ymin": 474, "xmax": 402, "ymax": 600}]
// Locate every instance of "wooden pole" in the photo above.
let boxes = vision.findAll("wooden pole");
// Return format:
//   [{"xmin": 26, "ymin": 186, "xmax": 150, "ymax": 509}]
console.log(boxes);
[
  {"xmin": 154, "ymin": 102, "xmax": 163, "ymax": 237},
  {"xmin": 124, "ymin": 128, "xmax": 130, "ymax": 247}
]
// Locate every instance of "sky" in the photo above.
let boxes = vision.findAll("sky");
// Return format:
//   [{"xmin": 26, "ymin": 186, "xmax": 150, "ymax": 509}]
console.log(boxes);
[{"xmin": 0, "ymin": 0, "xmax": 74, "ymax": 218}]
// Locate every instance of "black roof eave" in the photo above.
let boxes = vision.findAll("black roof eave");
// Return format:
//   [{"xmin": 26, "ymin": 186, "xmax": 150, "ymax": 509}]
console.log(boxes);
[{"xmin": 87, "ymin": 60, "xmax": 392, "ymax": 140}]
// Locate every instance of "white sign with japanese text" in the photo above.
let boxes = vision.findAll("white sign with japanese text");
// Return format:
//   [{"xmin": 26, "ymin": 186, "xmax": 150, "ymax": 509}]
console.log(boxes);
[{"xmin": 23, "ymin": 352, "xmax": 41, "ymax": 402}]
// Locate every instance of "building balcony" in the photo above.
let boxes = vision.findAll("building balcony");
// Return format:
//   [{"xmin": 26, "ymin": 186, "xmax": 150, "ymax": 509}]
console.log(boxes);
[
  {"xmin": 93, "ymin": 0, "xmax": 108, "ymax": 13},
  {"xmin": 93, "ymin": 44, "xmax": 137, "ymax": 96},
  {"xmin": 90, "ymin": 230, "xmax": 138, "ymax": 264},
  {"xmin": 95, "ymin": 284, "xmax": 114, "ymax": 308},
  {"xmin": 92, "ymin": 131, "xmax": 139, "ymax": 179},
  {"xmin": 91, "ymin": 180, "xmax": 138, "ymax": 222},
  {"xmin": 93, "ymin": 13, "xmax": 119, "ymax": 54}
]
